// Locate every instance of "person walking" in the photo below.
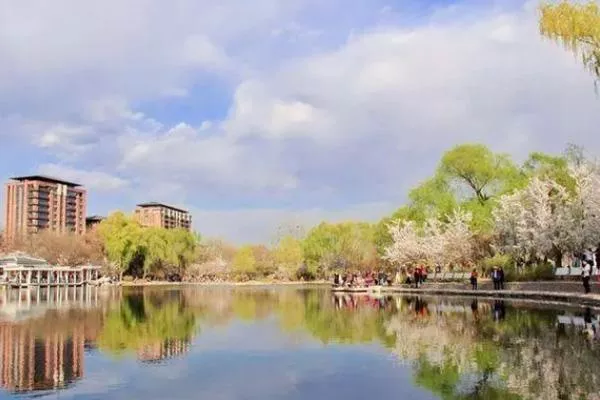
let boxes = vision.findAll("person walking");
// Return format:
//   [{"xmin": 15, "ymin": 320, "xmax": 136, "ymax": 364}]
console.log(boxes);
[
  {"xmin": 583, "ymin": 260, "xmax": 592, "ymax": 294},
  {"xmin": 469, "ymin": 269, "xmax": 478, "ymax": 290},
  {"xmin": 499, "ymin": 266, "xmax": 505, "ymax": 290}
]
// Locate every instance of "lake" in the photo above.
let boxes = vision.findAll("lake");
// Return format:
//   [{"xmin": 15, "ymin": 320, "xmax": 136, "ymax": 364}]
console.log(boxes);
[{"xmin": 0, "ymin": 285, "xmax": 599, "ymax": 400}]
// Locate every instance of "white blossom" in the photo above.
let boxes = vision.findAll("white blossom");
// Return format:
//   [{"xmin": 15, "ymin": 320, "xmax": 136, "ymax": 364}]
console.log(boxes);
[
  {"xmin": 385, "ymin": 209, "xmax": 474, "ymax": 269},
  {"xmin": 494, "ymin": 162, "xmax": 600, "ymax": 263}
]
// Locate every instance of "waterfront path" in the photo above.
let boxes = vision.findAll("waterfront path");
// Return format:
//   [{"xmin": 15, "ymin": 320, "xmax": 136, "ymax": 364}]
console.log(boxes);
[{"xmin": 334, "ymin": 281, "xmax": 600, "ymax": 308}]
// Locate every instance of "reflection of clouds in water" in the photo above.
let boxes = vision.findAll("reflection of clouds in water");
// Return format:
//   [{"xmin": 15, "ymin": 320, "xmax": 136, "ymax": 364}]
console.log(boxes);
[
  {"xmin": 95, "ymin": 347, "xmax": 432, "ymax": 400},
  {"xmin": 51, "ymin": 318, "xmax": 435, "ymax": 400},
  {"xmin": 52, "ymin": 353, "xmax": 132, "ymax": 398},
  {"xmin": 191, "ymin": 320, "xmax": 324, "ymax": 352}
]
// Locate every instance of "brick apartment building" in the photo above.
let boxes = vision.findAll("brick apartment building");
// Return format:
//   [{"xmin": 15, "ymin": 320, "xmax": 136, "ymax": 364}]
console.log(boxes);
[
  {"xmin": 3, "ymin": 176, "xmax": 87, "ymax": 241},
  {"xmin": 134, "ymin": 202, "xmax": 192, "ymax": 231}
]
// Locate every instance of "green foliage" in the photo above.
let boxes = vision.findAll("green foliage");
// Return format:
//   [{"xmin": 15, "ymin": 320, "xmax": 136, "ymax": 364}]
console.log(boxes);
[
  {"xmin": 414, "ymin": 355, "xmax": 461, "ymax": 399},
  {"xmin": 302, "ymin": 221, "xmax": 377, "ymax": 275},
  {"xmin": 504, "ymin": 262, "xmax": 555, "ymax": 282},
  {"xmin": 482, "ymin": 254, "xmax": 513, "ymax": 271},
  {"xmin": 408, "ymin": 176, "xmax": 458, "ymax": 222},
  {"xmin": 272, "ymin": 235, "xmax": 304, "ymax": 278},
  {"xmin": 439, "ymin": 144, "xmax": 522, "ymax": 204},
  {"xmin": 97, "ymin": 293, "xmax": 196, "ymax": 356},
  {"xmin": 523, "ymin": 151, "xmax": 576, "ymax": 193},
  {"xmin": 378, "ymin": 144, "xmax": 523, "ymax": 241},
  {"xmin": 97, "ymin": 212, "xmax": 197, "ymax": 280},
  {"xmin": 97, "ymin": 212, "xmax": 144, "ymax": 279},
  {"xmin": 232, "ymin": 245, "xmax": 257, "ymax": 278},
  {"xmin": 539, "ymin": 1, "xmax": 600, "ymax": 83}
]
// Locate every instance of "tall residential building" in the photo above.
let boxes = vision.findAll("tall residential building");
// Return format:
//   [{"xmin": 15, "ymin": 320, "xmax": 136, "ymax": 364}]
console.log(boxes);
[
  {"xmin": 134, "ymin": 202, "xmax": 192, "ymax": 231},
  {"xmin": 3, "ymin": 176, "xmax": 87, "ymax": 241}
]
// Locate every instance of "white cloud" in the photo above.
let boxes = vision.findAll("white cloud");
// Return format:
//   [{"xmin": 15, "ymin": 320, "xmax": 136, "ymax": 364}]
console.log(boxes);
[
  {"xmin": 37, "ymin": 164, "xmax": 129, "ymax": 192},
  {"xmin": 35, "ymin": 124, "xmax": 93, "ymax": 155},
  {"xmin": 118, "ymin": 122, "xmax": 298, "ymax": 191},
  {"xmin": 115, "ymin": 3, "xmax": 600, "ymax": 198}
]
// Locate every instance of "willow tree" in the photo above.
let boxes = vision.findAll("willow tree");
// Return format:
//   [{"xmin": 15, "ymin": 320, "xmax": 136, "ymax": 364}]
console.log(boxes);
[
  {"xmin": 97, "ymin": 212, "xmax": 144, "ymax": 280},
  {"xmin": 540, "ymin": 1, "xmax": 600, "ymax": 84},
  {"xmin": 302, "ymin": 222, "xmax": 377, "ymax": 275}
]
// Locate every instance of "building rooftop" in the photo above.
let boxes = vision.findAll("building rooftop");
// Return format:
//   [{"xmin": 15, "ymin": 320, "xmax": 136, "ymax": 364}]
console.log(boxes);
[
  {"xmin": 86, "ymin": 215, "xmax": 105, "ymax": 222},
  {"xmin": 9, "ymin": 175, "xmax": 82, "ymax": 187},
  {"xmin": 0, "ymin": 252, "xmax": 49, "ymax": 267},
  {"xmin": 136, "ymin": 202, "xmax": 189, "ymax": 214}
]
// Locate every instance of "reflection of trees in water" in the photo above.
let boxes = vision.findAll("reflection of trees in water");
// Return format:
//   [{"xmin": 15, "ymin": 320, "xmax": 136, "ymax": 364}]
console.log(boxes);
[
  {"xmin": 97, "ymin": 290, "xmax": 196, "ymax": 361},
  {"xmin": 298, "ymin": 291, "xmax": 395, "ymax": 346},
  {"xmin": 5, "ymin": 288, "xmax": 600, "ymax": 400},
  {"xmin": 387, "ymin": 298, "xmax": 600, "ymax": 400}
]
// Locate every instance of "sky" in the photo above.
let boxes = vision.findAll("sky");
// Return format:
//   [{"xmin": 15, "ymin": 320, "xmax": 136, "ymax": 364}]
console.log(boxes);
[{"xmin": 1, "ymin": 0, "xmax": 599, "ymax": 244}]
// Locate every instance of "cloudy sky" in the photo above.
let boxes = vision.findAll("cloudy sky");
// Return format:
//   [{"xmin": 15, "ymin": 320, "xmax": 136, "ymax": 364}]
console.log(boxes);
[{"xmin": 1, "ymin": 0, "xmax": 599, "ymax": 243}]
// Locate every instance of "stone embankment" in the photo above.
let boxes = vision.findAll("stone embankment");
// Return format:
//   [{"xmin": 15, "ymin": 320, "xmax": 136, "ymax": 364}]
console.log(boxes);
[{"xmin": 334, "ymin": 281, "xmax": 600, "ymax": 308}]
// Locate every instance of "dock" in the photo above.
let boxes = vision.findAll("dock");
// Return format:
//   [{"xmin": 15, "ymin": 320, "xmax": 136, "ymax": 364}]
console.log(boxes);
[{"xmin": 0, "ymin": 253, "xmax": 101, "ymax": 289}]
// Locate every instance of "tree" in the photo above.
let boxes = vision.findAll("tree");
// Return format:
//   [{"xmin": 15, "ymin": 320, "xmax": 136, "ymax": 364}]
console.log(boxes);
[
  {"xmin": 140, "ymin": 228, "xmax": 170, "ymax": 278},
  {"xmin": 439, "ymin": 144, "xmax": 522, "ymax": 205},
  {"xmin": 539, "ymin": 1, "xmax": 600, "ymax": 85},
  {"xmin": 384, "ymin": 220, "xmax": 430, "ymax": 266},
  {"xmin": 385, "ymin": 209, "xmax": 474, "ymax": 269},
  {"xmin": 252, "ymin": 245, "xmax": 275, "ymax": 276},
  {"xmin": 21, "ymin": 231, "xmax": 104, "ymax": 266},
  {"xmin": 97, "ymin": 212, "xmax": 144, "ymax": 280},
  {"xmin": 232, "ymin": 245, "xmax": 257, "ymax": 279},
  {"xmin": 272, "ymin": 235, "xmax": 304, "ymax": 279},
  {"xmin": 494, "ymin": 177, "xmax": 570, "ymax": 266},
  {"xmin": 407, "ymin": 176, "xmax": 458, "ymax": 223},
  {"xmin": 168, "ymin": 229, "xmax": 198, "ymax": 275},
  {"xmin": 493, "ymin": 163, "xmax": 600, "ymax": 267},
  {"xmin": 378, "ymin": 144, "xmax": 522, "ymax": 238},
  {"xmin": 522, "ymin": 151, "xmax": 576, "ymax": 193},
  {"xmin": 302, "ymin": 222, "xmax": 377, "ymax": 275},
  {"xmin": 189, "ymin": 238, "xmax": 235, "ymax": 279}
]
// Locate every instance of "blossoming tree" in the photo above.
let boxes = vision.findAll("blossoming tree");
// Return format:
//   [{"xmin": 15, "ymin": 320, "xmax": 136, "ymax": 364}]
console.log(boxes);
[
  {"xmin": 384, "ymin": 209, "xmax": 474, "ymax": 270},
  {"xmin": 493, "ymin": 163, "xmax": 600, "ymax": 267}
]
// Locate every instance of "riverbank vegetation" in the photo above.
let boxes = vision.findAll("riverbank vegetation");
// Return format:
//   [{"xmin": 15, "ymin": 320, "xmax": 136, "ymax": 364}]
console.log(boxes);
[{"xmin": 2, "ymin": 143, "xmax": 599, "ymax": 283}]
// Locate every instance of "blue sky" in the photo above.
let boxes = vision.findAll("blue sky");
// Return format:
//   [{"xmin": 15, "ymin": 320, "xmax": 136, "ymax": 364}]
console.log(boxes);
[{"xmin": 1, "ymin": 0, "xmax": 600, "ymax": 243}]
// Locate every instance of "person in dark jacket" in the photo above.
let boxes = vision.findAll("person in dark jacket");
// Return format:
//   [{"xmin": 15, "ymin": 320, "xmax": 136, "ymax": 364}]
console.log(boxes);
[
  {"xmin": 413, "ymin": 267, "xmax": 421, "ymax": 289},
  {"xmin": 491, "ymin": 267, "xmax": 501, "ymax": 290},
  {"xmin": 469, "ymin": 269, "xmax": 478, "ymax": 290}
]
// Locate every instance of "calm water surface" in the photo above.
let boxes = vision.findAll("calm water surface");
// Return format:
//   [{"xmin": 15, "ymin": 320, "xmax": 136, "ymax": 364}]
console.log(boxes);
[{"xmin": 0, "ymin": 285, "xmax": 599, "ymax": 400}]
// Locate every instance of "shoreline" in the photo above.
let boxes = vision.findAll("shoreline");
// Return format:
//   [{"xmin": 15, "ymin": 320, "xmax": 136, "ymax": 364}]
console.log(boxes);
[
  {"xmin": 119, "ymin": 280, "xmax": 331, "ymax": 287},
  {"xmin": 7, "ymin": 279, "xmax": 600, "ymax": 308},
  {"xmin": 332, "ymin": 284, "xmax": 600, "ymax": 308}
]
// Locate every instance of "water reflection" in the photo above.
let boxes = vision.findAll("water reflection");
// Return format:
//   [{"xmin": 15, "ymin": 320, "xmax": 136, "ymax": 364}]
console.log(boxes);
[
  {"xmin": 0, "ymin": 286, "xmax": 107, "ymax": 394},
  {"xmin": 97, "ymin": 290, "xmax": 196, "ymax": 363},
  {"xmin": 0, "ymin": 286, "xmax": 599, "ymax": 399}
]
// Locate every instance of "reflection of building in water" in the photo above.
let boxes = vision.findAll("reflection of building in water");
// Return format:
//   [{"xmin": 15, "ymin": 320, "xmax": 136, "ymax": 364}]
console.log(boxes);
[
  {"xmin": 0, "ymin": 324, "xmax": 84, "ymax": 393},
  {"xmin": 0, "ymin": 286, "xmax": 101, "ymax": 323},
  {"xmin": 136, "ymin": 338, "xmax": 191, "ymax": 363}
]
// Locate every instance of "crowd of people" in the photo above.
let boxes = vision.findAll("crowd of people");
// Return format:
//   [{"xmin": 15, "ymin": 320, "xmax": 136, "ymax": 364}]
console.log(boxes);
[
  {"xmin": 332, "ymin": 265, "xmax": 510, "ymax": 291},
  {"xmin": 332, "ymin": 271, "xmax": 392, "ymax": 288}
]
